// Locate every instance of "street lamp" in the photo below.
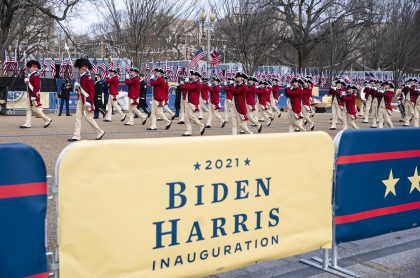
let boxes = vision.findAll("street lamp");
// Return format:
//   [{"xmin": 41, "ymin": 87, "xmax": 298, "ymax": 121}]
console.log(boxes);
[{"xmin": 200, "ymin": 10, "xmax": 216, "ymax": 78}]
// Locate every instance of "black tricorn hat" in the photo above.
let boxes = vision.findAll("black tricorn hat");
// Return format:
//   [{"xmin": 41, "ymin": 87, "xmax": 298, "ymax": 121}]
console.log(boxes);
[
  {"xmin": 108, "ymin": 68, "xmax": 118, "ymax": 73},
  {"xmin": 346, "ymin": 84, "xmax": 358, "ymax": 90},
  {"xmin": 154, "ymin": 67, "xmax": 165, "ymax": 74},
  {"xmin": 26, "ymin": 60, "xmax": 41, "ymax": 69},
  {"xmin": 235, "ymin": 72, "xmax": 248, "ymax": 79},
  {"xmin": 213, "ymin": 77, "xmax": 221, "ymax": 82},
  {"xmin": 129, "ymin": 67, "xmax": 140, "ymax": 73},
  {"xmin": 190, "ymin": 70, "xmax": 202, "ymax": 78},
  {"xmin": 74, "ymin": 58, "xmax": 92, "ymax": 70},
  {"xmin": 291, "ymin": 77, "xmax": 304, "ymax": 85},
  {"xmin": 249, "ymin": 76, "xmax": 258, "ymax": 82}
]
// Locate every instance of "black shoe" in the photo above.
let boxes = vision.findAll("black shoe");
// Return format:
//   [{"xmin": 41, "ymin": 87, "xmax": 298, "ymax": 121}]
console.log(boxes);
[
  {"xmin": 121, "ymin": 115, "xmax": 127, "ymax": 122},
  {"xmin": 304, "ymin": 120, "xmax": 308, "ymax": 125},
  {"xmin": 124, "ymin": 123, "xmax": 133, "ymax": 126},
  {"xmin": 182, "ymin": 133, "xmax": 192, "ymax": 136},
  {"xmin": 240, "ymin": 131, "xmax": 245, "ymax": 134},
  {"xmin": 147, "ymin": 128, "xmax": 156, "ymax": 130},
  {"xmin": 221, "ymin": 121, "xmax": 227, "ymax": 128},
  {"xmin": 142, "ymin": 118, "xmax": 147, "ymax": 125},
  {"xmin": 200, "ymin": 127, "xmax": 206, "ymax": 136},
  {"xmin": 66, "ymin": 114, "xmax": 71, "ymax": 116},
  {"xmin": 399, "ymin": 119, "xmax": 404, "ymax": 122},
  {"xmin": 267, "ymin": 120, "xmax": 272, "ymax": 127},
  {"xmin": 103, "ymin": 119, "xmax": 111, "ymax": 122},
  {"xmin": 58, "ymin": 114, "xmax": 62, "ymax": 116},
  {"xmin": 278, "ymin": 114, "xmax": 281, "ymax": 118},
  {"xmin": 94, "ymin": 117, "xmax": 99, "ymax": 119},
  {"xmin": 177, "ymin": 121, "xmax": 185, "ymax": 124},
  {"xmin": 171, "ymin": 115, "xmax": 176, "ymax": 120},
  {"xmin": 311, "ymin": 125, "xmax": 315, "ymax": 131},
  {"xmin": 147, "ymin": 111, "xmax": 151, "ymax": 118},
  {"xmin": 96, "ymin": 132, "xmax": 105, "ymax": 140},
  {"xmin": 134, "ymin": 115, "xmax": 139, "ymax": 118},
  {"xmin": 329, "ymin": 127, "xmax": 336, "ymax": 130},
  {"xmin": 19, "ymin": 125, "xmax": 31, "ymax": 128},
  {"xmin": 198, "ymin": 117, "xmax": 203, "ymax": 120},
  {"xmin": 165, "ymin": 121, "xmax": 172, "ymax": 130},
  {"xmin": 44, "ymin": 119, "xmax": 52, "ymax": 128},
  {"xmin": 258, "ymin": 125, "xmax": 262, "ymax": 133},
  {"xmin": 68, "ymin": 138, "xmax": 80, "ymax": 142},
  {"xmin": 205, "ymin": 125, "xmax": 211, "ymax": 128},
  {"xmin": 157, "ymin": 118, "xmax": 163, "ymax": 121}
]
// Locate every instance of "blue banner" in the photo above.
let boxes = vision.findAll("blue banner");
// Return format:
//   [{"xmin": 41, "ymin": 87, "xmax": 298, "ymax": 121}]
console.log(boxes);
[
  {"xmin": 334, "ymin": 129, "xmax": 420, "ymax": 243},
  {"xmin": 0, "ymin": 143, "xmax": 48, "ymax": 278}
]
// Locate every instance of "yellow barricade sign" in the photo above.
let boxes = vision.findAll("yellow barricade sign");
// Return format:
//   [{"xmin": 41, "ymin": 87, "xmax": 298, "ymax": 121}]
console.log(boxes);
[{"xmin": 58, "ymin": 132, "xmax": 334, "ymax": 278}]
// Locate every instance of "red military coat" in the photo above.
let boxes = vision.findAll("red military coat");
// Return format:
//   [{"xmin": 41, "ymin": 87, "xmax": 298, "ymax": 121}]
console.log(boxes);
[
  {"xmin": 208, "ymin": 85, "xmax": 221, "ymax": 108},
  {"xmin": 224, "ymin": 85, "xmax": 233, "ymax": 100},
  {"xmin": 256, "ymin": 87, "xmax": 267, "ymax": 106},
  {"xmin": 105, "ymin": 75, "xmax": 119, "ymax": 97},
  {"xmin": 230, "ymin": 83, "xmax": 248, "ymax": 117},
  {"xmin": 150, "ymin": 77, "xmax": 166, "ymax": 103},
  {"xmin": 28, "ymin": 71, "xmax": 41, "ymax": 106},
  {"xmin": 363, "ymin": 87, "xmax": 371, "ymax": 100},
  {"xmin": 410, "ymin": 85, "xmax": 418, "ymax": 103},
  {"xmin": 80, "ymin": 73, "xmax": 95, "ymax": 104},
  {"xmin": 180, "ymin": 81, "xmax": 201, "ymax": 106},
  {"xmin": 381, "ymin": 90, "xmax": 394, "ymax": 112},
  {"xmin": 125, "ymin": 76, "xmax": 140, "ymax": 100},
  {"xmin": 201, "ymin": 83, "xmax": 209, "ymax": 101},
  {"xmin": 272, "ymin": 85, "xmax": 280, "ymax": 100},
  {"xmin": 302, "ymin": 87, "xmax": 311, "ymax": 106},
  {"xmin": 285, "ymin": 87, "xmax": 303, "ymax": 115},
  {"xmin": 246, "ymin": 85, "xmax": 257, "ymax": 106},
  {"xmin": 370, "ymin": 87, "xmax": 378, "ymax": 100},
  {"xmin": 341, "ymin": 93, "xmax": 357, "ymax": 118},
  {"xmin": 266, "ymin": 87, "xmax": 273, "ymax": 103}
]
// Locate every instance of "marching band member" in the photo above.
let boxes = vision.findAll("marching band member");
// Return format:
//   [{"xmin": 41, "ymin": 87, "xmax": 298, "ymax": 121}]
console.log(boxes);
[
  {"xmin": 285, "ymin": 77, "xmax": 306, "ymax": 132},
  {"xmin": 340, "ymin": 84, "xmax": 359, "ymax": 130},
  {"xmin": 256, "ymin": 80, "xmax": 272, "ymax": 126},
  {"xmin": 179, "ymin": 71, "xmax": 206, "ymax": 136},
  {"xmin": 230, "ymin": 72, "xmax": 253, "ymax": 135},
  {"xmin": 377, "ymin": 81, "xmax": 394, "ymax": 128},
  {"xmin": 302, "ymin": 78, "xmax": 315, "ymax": 131},
  {"xmin": 104, "ymin": 68, "xmax": 126, "ymax": 122},
  {"xmin": 206, "ymin": 77, "xmax": 227, "ymax": 128},
  {"xmin": 398, "ymin": 82, "xmax": 408, "ymax": 122},
  {"xmin": 124, "ymin": 67, "xmax": 147, "ymax": 126},
  {"xmin": 68, "ymin": 58, "xmax": 105, "ymax": 141},
  {"xmin": 305, "ymin": 76, "xmax": 315, "ymax": 118},
  {"xmin": 264, "ymin": 80, "xmax": 275, "ymax": 120},
  {"xmin": 223, "ymin": 78, "xmax": 234, "ymax": 123},
  {"xmin": 403, "ymin": 78, "xmax": 417, "ymax": 126},
  {"xmin": 414, "ymin": 86, "xmax": 420, "ymax": 127},
  {"xmin": 147, "ymin": 68, "xmax": 172, "ymax": 131},
  {"xmin": 198, "ymin": 77, "xmax": 210, "ymax": 120},
  {"xmin": 246, "ymin": 76, "xmax": 262, "ymax": 133},
  {"xmin": 370, "ymin": 79, "xmax": 380, "ymax": 128},
  {"xmin": 20, "ymin": 60, "xmax": 52, "ymax": 129},
  {"xmin": 136, "ymin": 73, "xmax": 151, "ymax": 117},
  {"xmin": 271, "ymin": 78, "xmax": 282, "ymax": 118},
  {"xmin": 163, "ymin": 75, "xmax": 176, "ymax": 120},
  {"xmin": 362, "ymin": 81, "xmax": 372, "ymax": 123},
  {"xmin": 329, "ymin": 79, "xmax": 344, "ymax": 130},
  {"xmin": 177, "ymin": 76, "xmax": 188, "ymax": 124}
]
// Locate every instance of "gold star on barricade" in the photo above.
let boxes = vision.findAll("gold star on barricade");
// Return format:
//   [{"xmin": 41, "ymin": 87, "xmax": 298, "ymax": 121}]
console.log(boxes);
[
  {"xmin": 408, "ymin": 167, "xmax": 420, "ymax": 194},
  {"xmin": 382, "ymin": 169, "xmax": 399, "ymax": 198}
]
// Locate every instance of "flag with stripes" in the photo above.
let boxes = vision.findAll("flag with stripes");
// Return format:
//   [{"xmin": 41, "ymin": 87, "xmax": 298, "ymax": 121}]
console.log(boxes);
[
  {"xmin": 117, "ymin": 62, "xmax": 122, "ymax": 74},
  {"xmin": 210, "ymin": 49, "xmax": 222, "ymax": 67},
  {"xmin": 50, "ymin": 57, "xmax": 56, "ymax": 78},
  {"xmin": 165, "ymin": 65, "xmax": 174, "ymax": 80},
  {"xmin": 59, "ymin": 56, "xmax": 66, "ymax": 78},
  {"xmin": 10, "ymin": 50, "xmax": 18, "ymax": 76},
  {"xmin": 40, "ymin": 56, "xmax": 47, "ymax": 77},
  {"xmin": 100, "ymin": 61, "xmax": 107, "ymax": 79},
  {"xmin": 188, "ymin": 48, "xmax": 205, "ymax": 69},
  {"xmin": 67, "ymin": 59, "xmax": 73, "ymax": 80},
  {"xmin": 92, "ymin": 57, "xmax": 98, "ymax": 75},
  {"xmin": 3, "ymin": 51, "xmax": 9, "ymax": 76}
]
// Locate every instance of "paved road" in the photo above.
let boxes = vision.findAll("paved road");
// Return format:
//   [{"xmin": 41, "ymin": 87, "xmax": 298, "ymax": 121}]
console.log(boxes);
[{"xmin": 0, "ymin": 111, "xmax": 418, "ymax": 278}]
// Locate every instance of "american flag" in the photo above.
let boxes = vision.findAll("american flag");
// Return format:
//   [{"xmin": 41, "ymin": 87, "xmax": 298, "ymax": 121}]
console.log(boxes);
[
  {"xmin": 40, "ymin": 56, "xmax": 47, "ymax": 77},
  {"xmin": 165, "ymin": 65, "xmax": 174, "ymax": 80},
  {"xmin": 210, "ymin": 49, "xmax": 222, "ymax": 67},
  {"xmin": 50, "ymin": 57, "xmax": 56, "ymax": 78},
  {"xmin": 92, "ymin": 57, "xmax": 98, "ymax": 74},
  {"xmin": 10, "ymin": 50, "xmax": 18, "ymax": 76},
  {"xmin": 176, "ymin": 67, "xmax": 185, "ymax": 79},
  {"xmin": 144, "ymin": 67, "xmax": 151, "ymax": 78},
  {"xmin": 188, "ymin": 48, "xmax": 205, "ymax": 69},
  {"xmin": 100, "ymin": 60, "xmax": 107, "ymax": 79},
  {"xmin": 108, "ymin": 61, "xmax": 114, "ymax": 72},
  {"xmin": 117, "ymin": 62, "xmax": 121, "ymax": 74},
  {"xmin": 67, "ymin": 60, "xmax": 73, "ymax": 79},
  {"xmin": 59, "ymin": 56, "xmax": 67, "ymax": 78},
  {"xmin": 3, "ymin": 51, "xmax": 9, "ymax": 76}
]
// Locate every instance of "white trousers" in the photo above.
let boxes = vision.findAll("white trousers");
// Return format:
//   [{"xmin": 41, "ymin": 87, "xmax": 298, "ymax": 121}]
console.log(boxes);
[
  {"xmin": 404, "ymin": 100, "xmax": 415, "ymax": 125},
  {"xmin": 163, "ymin": 104, "xmax": 175, "ymax": 117},
  {"xmin": 231, "ymin": 106, "xmax": 252, "ymax": 135},
  {"xmin": 302, "ymin": 105, "xmax": 314, "ymax": 128},
  {"xmin": 370, "ymin": 98, "xmax": 379, "ymax": 127},
  {"xmin": 224, "ymin": 99, "xmax": 232, "ymax": 122},
  {"xmin": 185, "ymin": 103, "xmax": 204, "ymax": 135},
  {"xmin": 258, "ymin": 104, "xmax": 271, "ymax": 125},
  {"xmin": 72, "ymin": 99, "xmax": 103, "ymax": 140},
  {"xmin": 378, "ymin": 105, "xmax": 393, "ymax": 128},
  {"xmin": 198, "ymin": 97, "xmax": 209, "ymax": 118},
  {"xmin": 331, "ymin": 97, "xmax": 343, "ymax": 129},
  {"xmin": 126, "ymin": 98, "xmax": 146, "ymax": 125},
  {"xmin": 179, "ymin": 98, "xmax": 185, "ymax": 122},
  {"xmin": 105, "ymin": 97, "xmax": 125, "ymax": 121},
  {"xmin": 288, "ymin": 110, "xmax": 306, "ymax": 132},
  {"xmin": 206, "ymin": 104, "xmax": 224, "ymax": 126},
  {"xmin": 363, "ymin": 96, "xmax": 372, "ymax": 122},
  {"xmin": 247, "ymin": 105, "xmax": 260, "ymax": 127},
  {"xmin": 342, "ymin": 106, "xmax": 359, "ymax": 130},
  {"xmin": 23, "ymin": 97, "xmax": 50, "ymax": 127},
  {"xmin": 150, "ymin": 100, "xmax": 170, "ymax": 129},
  {"xmin": 414, "ymin": 99, "xmax": 419, "ymax": 127}
]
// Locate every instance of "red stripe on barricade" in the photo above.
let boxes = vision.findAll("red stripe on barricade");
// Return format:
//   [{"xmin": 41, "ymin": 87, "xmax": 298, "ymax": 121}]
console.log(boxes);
[
  {"xmin": 335, "ymin": 202, "xmax": 420, "ymax": 224},
  {"xmin": 25, "ymin": 272, "xmax": 49, "ymax": 278},
  {"xmin": 0, "ymin": 182, "xmax": 47, "ymax": 199},
  {"xmin": 336, "ymin": 150, "xmax": 420, "ymax": 165}
]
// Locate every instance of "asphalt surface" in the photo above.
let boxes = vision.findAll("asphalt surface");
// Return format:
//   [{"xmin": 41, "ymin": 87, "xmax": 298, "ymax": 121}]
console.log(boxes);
[{"xmin": 0, "ymin": 110, "xmax": 418, "ymax": 278}]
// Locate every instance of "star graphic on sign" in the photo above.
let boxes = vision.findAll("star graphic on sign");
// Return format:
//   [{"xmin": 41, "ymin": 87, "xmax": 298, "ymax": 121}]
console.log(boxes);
[
  {"xmin": 382, "ymin": 169, "xmax": 399, "ymax": 198},
  {"xmin": 408, "ymin": 167, "xmax": 420, "ymax": 193},
  {"xmin": 193, "ymin": 162, "xmax": 201, "ymax": 171},
  {"xmin": 244, "ymin": 158, "xmax": 251, "ymax": 166}
]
